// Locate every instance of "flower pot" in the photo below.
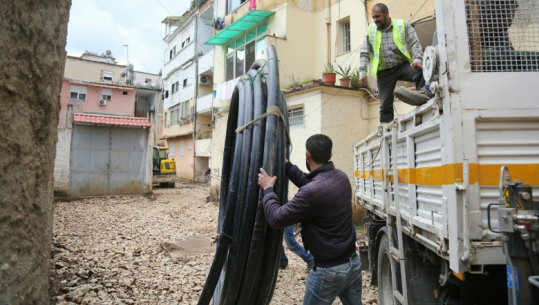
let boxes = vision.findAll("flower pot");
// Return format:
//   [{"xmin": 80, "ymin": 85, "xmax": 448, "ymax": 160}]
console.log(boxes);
[
  {"xmin": 322, "ymin": 73, "xmax": 336, "ymax": 85},
  {"xmin": 339, "ymin": 78, "xmax": 351, "ymax": 87}
]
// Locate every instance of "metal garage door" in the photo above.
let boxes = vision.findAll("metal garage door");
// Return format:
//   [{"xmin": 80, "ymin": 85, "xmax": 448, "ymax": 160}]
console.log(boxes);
[{"xmin": 69, "ymin": 125, "xmax": 147, "ymax": 196}]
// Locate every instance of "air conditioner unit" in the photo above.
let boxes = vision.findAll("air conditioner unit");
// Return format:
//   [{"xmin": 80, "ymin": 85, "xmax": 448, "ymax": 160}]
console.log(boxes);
[
  {"xmin": 199, "ymin": 75, "xmax": 211, "ymax": 85},
  {"xmin": 98, "ymin": 99, "xmax": 107, "ymax": 106}
]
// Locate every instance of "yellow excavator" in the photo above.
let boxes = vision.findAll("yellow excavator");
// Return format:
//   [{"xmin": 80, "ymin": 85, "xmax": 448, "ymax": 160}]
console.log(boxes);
[{"xmin": 152, "ymin": 145, "xmax": 177, "ymax": 188}]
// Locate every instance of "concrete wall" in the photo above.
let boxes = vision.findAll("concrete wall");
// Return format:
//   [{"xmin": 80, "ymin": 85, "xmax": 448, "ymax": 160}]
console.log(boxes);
[
  {"xmin": 320, "ymin": 88, "xmax": 370, "ymax": 188},
  {"xmin": 54, "ymin": 127, "xmax": 73, "ymax": 195},
  {"xmin": 167, "ymin": 134, "xmax": 195, "ymax": 179},
  {"xmin": 0, "ymin": 0, "xmax": 70, "ymax": 302},
  {"xmin": 65, "ymin": 56, "xmax": 124, "ymax": 83}
]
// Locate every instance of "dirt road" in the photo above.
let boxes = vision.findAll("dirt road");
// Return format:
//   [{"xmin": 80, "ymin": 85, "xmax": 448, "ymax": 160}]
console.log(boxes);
[{"xmin": 50, "ymin": 183, "xmax": 378, "ymax": 304}]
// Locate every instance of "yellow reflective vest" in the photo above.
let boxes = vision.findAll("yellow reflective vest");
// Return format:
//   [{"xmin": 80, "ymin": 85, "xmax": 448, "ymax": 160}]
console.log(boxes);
[{"xmin": 368, "ymin": 19, "xmax": 413, "ymax": 77}]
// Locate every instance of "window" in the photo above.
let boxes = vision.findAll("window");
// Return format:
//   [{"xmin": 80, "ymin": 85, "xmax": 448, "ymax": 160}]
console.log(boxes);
[
  {"xmin": 172, "ymin": 81, "xmax": 179, "ymax": 94},
  {"xmin": 102, "ymin": 71, "xmax": 113, "ymax": 81},
  {"xmin": 183, "ymin": 78, "xmax": 188, "ymax": 87},
  {"xmin": 165, "ymin": 90, "xmax": 169, "ymax": 98},
  {"xmin": 102, "ymin": 88, "xmax": 112, "ymax": 101},
  {"xmin": 182, "ymin": 37, "xmax": 191, "ymax": 48},
  {"xmin": 179, "ymin": 140, "xmax": 185, "ymax": 156},
  {"xmin": 164, "ymin": 112, "xmax": 168, "ymax": 128},
  {"xmin": 340, "ymin": 19, "xmax": 351, "ymax": 54},
  {"xmin": 229, "ymin": 0, "xmax": 247, "ymax": 13},
  {"xmin": 188, "ymin": 139, "xmax": 193, "ymax": 150},
  {"xmin": 169, "ymin": 141, "xmax": 175, "ymax": 156},
  {"xmin": 225, "ymin": 22, "xmax": 268, "ymax": 81},
  {"xmin": 180, "ymin": 101, "xmax": 190, "ymax": 119},
  {"xmin": 70, "ymin": 86, "xmax": 87, "ymax": 101},
  {"xmin": 123, "ymin": 91, "xmax": 128, "ymax": 96},
  {"xmin": 169, "ymin": 46, "xmax": 176, "ymax": 60},
  {"xmin": 145, "ymin": 78, "xmax": 151, "ymax": 83},
  {"xmin": 170, "ymin": 107, "xmax": 179, "ymax": 126},
  {"xmin": 288, "ymin": 107, "xmax": 304, "ymax": 127}
]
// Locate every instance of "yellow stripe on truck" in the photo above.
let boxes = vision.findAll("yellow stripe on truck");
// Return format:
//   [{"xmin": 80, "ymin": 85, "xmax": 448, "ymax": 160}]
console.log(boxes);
[{"xmin": 355, "ymin": 163, "xmax": 539, "ymax": 186}]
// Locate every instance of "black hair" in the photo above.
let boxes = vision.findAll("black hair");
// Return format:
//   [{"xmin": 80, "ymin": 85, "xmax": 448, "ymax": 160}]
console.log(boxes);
[
  {"xmin": 306, "ymin": 134, "xmax": 332, "ymax": 164},
  {"xmin": 372, "ymin": 3, "xmax": 389, "ymax": 13}
]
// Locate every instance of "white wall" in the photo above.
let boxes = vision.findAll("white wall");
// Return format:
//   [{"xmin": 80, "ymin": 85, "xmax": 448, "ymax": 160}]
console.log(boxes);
[
  {"xmin": 164, "ymin": 63, "xmax": 197, "ymax": 109},
  {"xmin": 54, "ymin": 129, "xmax": 72, "ymax": 194}
]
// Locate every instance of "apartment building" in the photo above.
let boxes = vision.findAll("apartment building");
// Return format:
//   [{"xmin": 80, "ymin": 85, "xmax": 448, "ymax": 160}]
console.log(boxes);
[
  {"xmin": 161, "ymin": 0, "xmax": 214, "ymax": 182},
  {"xmin": 207, "ymin": 0, "xmax": 437, "ymax": 199}
]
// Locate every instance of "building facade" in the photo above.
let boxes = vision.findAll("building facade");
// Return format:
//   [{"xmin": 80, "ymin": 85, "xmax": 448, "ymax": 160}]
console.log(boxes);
[
  {"xmin": 161, "ymin": 0, "xmax": 215, "ymax": 181},
  {"xmin": 207, "ymin": 0, "xmax": 437, "ymax": 199}
]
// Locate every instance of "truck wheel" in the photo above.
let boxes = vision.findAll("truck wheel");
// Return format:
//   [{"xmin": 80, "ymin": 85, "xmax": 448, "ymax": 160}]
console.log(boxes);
[
  {"xmin": 159, "ymin": 182, "xmax": 168, "ymax": 188},
  {"xmin": 168, "ymin": 182, "xmax": 175, "ymax": 188},
  {"xmin": 377, "ymin": 233, "xmax": 393, "ymax": 305}
]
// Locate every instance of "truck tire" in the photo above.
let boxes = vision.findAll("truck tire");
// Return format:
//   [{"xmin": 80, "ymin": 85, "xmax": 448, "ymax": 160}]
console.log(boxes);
[
  {"xmin": 168, "ymin": 182, "xmax": 175, "ymax": 188},
  {"xmin": 377, "ymin": 233, "xmax": 394, "ymax": 305}
]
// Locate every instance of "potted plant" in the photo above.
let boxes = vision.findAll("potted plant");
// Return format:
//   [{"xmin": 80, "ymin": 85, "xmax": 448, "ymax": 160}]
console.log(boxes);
[
  {"xmin": 322, "ymin": 63, "xmax": 336, "ymax": 85},
  {"xmin": 337, "ymin": 64, "xmax": 353, "ymax": 87}
]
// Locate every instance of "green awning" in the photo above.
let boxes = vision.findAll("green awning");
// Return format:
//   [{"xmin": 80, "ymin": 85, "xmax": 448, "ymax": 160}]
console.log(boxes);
[{"xmin": 204, "ymin": 10, "xmax": 274, "ymax": 46}]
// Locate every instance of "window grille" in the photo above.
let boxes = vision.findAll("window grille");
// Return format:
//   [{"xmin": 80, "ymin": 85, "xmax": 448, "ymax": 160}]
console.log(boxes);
[
  {"xmin": 342, "ymin": 21, "xmax": 351, "ymax": 53},
  {"xmin": 466, "ymin": 0, "xmax": 539, "ymax": 72},
  {"xmin": 288, "ymin": 107, "xmax": 304, "ymax": 127}
]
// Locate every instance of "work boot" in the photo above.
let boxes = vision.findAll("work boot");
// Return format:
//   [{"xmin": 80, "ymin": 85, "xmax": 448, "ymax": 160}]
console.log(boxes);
[
  {"xmin": 279, "ymin": 259, "xmax": 288, "ymax": 270},
  {"xmin": 394, "ymin": 87, "xmax": 432, "ymax": 106}
]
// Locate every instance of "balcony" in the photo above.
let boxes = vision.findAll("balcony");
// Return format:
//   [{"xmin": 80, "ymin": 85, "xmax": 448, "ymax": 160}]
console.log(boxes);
[
  {"xmin": 162, "ymin": 42, "xmax": 196, "ymax": 79},
  {"xmin": 198, "ymin": 49, "xmax": 214, "ymax": 76},
  {"xmin": 195, "ymin": 138, "xmax": 211, "ymax": 157},
  {"xmin": 197, "ymin": 94, "xmax": 212, "ymax": 114}
]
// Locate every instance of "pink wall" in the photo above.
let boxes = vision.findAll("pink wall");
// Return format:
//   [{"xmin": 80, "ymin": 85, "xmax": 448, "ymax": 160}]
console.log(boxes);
[{"xmin": 58, "ymin": 80, "xmax": 136, "ymax": 129}]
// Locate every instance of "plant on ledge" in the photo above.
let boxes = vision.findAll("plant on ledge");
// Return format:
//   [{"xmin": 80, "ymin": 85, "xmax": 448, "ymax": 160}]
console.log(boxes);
[
  {"xmin": 322, "ymin": 63, "xmax": 336, "ymax": 85},
  {"xmin": 337, "ymin": 64, "xmax": 354, "ymax": 87}
]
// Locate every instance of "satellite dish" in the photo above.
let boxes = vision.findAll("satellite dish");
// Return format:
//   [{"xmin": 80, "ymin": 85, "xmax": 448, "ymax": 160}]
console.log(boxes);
[
  {"xmin": 100, "ymin": 53, "xmax": 105, "ymax": 56},
  {"xmin": 121, "ymin": 68, "xmax": 127, "ymax": 77},
  {"xmin": 152, "ymin": 83, "xmax": 162, "ymax": 90},
  {"xmin": 129, "ymin": 71, "xmax": 136, "ymax": 81},
  {"xmin": 128, "ymin": 64, "xmax": 134, "ymax": 71},
  {"xmin": 106, "ymin": 59, "xmax": 114, "ymax": 64},
  {"xmin": 144, "ymin": 83, "xmax": 152, "ymax": 88},
  {"xmin": 135, "ymin": 83, "xmax": 142, "ymax": 88},
  {"xmin": 106, "ymin": 50, "xmax": 112, "ymax": 55}
]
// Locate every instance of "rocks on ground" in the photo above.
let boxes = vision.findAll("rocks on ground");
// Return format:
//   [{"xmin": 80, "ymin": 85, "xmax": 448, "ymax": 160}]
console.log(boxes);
[{"xmin": 50, "ymin": 182, "xmax": 378, "ymax": 304}]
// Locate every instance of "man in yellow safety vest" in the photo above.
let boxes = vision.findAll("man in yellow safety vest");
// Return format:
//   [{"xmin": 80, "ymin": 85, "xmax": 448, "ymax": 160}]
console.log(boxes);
[{"xmin": 359, "ymin": 3, "xmax": 434, "ymax": 128}]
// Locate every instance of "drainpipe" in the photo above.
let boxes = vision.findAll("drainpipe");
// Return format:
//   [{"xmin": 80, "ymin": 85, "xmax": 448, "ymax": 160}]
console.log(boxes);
[
  {"xmin": 326, "ymin": 0, "xmax": 331, "ymax": 64},
  {"xmin": 193, "ymin": 14, "xmax": 199, "ymax": 181}
]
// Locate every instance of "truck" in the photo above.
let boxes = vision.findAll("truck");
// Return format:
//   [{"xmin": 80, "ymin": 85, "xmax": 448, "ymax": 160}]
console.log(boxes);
[
  {"xmin": 353, "ymin": 0, "xmax": 539, "ymax": 304},
  {"xmin": 152, "ymin": 145, "xmax": 178, "ymax": 188}
]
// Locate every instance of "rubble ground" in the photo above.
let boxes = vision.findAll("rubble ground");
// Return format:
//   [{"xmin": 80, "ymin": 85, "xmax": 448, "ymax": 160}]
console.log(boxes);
[{"xmin": 50, "ymin": 182, "xmax": 378, "ymax": 304}]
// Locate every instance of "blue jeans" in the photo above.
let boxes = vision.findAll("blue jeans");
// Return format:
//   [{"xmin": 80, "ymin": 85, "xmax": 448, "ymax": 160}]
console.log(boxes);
[
  {"xmin": 303, "ymin": 255, "xmax": 362, "ymax": 305},
  {"xmin": 283, "ymin": 225, "xmax": 314, "ymax": 264}
]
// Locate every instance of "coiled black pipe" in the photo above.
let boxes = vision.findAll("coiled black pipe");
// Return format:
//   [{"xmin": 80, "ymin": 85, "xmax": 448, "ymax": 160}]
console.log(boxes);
[{"xmin": 199, "ymin": 46, "xmax": 288, "ymax": 305}]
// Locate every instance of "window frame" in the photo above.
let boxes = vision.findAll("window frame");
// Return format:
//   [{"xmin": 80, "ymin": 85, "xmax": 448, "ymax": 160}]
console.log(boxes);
[
  {"xmin": 225, "ymin": 21, "xmax": 269, "ymax": 81},
  {"xmin": 101, "ymin": 88, "xmax": 112, "ymax": 102},
  {"xmin": 288, "ymin": 106, "xmax": 305, "ymax": 128},
  {"xmin": 102, "ymin": 70, "xmax": 113, "ymax": 81},
  {"xmin": 339, "ymin": 18, "xmax": 351, "ymax": 55},
  {"xmin": 187, "ymin": 139, "xmax": 193, "ymax": 150},
  {"xmin": 169, "ymin": 140, "xmax": 175, "ymax": 156},
  {"xmin": 70, "ymin": 86, "xmax": 87, "ymax": 101}
]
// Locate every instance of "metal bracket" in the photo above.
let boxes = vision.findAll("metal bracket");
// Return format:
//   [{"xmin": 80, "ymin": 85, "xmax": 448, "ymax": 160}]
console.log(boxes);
[{"xmin": 498, "ymin": 208, "xmax": 516, "ymax": 233}]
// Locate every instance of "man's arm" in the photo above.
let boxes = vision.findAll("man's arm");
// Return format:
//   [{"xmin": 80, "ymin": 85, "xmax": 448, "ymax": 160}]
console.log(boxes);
[
  {"xmin": 359, "ymin": 32, "xmax": 372, "ymax": 78},
  {"xmin": 405, "ymin": 22, "xmax": 423, "ymax": 64},
  {"xmin": 262, "ymin": 187, "xmax": 314, "ymax": 229},
  {"xmin": 286, "ymin": 161, "xmax": 309, "ymax": 188}
]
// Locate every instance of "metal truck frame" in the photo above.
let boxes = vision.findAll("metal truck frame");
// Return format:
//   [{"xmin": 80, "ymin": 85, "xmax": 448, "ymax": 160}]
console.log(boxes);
[{"xmin": 353, "ymin": 0, "xmax": 539, "ymax": 303}]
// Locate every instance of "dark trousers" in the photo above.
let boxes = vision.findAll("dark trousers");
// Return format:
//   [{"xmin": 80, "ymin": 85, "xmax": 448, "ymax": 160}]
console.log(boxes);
[{"xmin": 377, "ymin": 63, "xmax": 425, "ymax": 123}]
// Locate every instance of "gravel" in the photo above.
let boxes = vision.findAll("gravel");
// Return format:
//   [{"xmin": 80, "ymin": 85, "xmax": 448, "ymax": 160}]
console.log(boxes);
[{"xmin": 50, "ymin": 183, "xmax": 378, "ymax": 304}]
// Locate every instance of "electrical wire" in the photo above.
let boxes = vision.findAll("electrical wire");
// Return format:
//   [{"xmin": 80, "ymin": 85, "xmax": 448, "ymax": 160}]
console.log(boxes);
[{"xmin": 408, "ymin": 0, "xmax": 430, "ymax": 23}]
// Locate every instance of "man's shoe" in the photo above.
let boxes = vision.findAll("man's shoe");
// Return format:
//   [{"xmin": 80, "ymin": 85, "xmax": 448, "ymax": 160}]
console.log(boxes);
[
  {"xmin": 394, "ymin": 87, "xmax": 431, "ymax": 106},
  {"xmin": 279, "ymin": 260, "xmax": 288, "ymax": 270}
]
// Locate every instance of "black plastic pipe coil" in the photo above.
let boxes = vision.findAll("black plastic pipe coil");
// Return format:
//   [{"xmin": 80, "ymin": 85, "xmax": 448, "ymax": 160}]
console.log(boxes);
[{"xmin": 198, "ymin": 46, "xmax": 290, "ymax": 305}]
